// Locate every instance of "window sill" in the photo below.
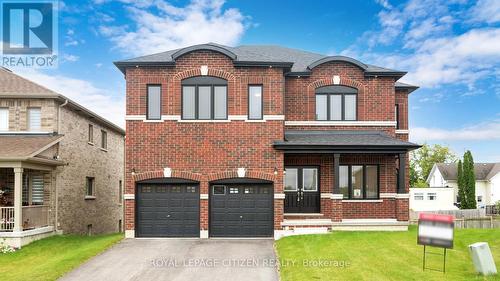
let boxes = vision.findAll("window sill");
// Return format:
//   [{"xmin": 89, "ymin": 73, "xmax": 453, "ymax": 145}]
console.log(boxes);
[
  {"xmin": 88, "ymin": 142, "xmax": 95, "ymax": 146},
  {"xmin": 84, "ymin": 196, "xmax": 96, "ymax": 200},
  {"xmin": 177, "ymin": 119, "xmax": 231, "ymax": 123},
  {"xmin": 342, "ymin": 199, "xmax": 383, "ymax": 203},
  {"xmin": 99, "ymin": 147, "xmax": 108, "ymax": 152}
]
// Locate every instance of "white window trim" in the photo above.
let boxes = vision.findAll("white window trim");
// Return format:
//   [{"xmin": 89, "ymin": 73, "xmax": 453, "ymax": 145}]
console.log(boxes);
[
  {"xmin": 125, "ymin": 115, "xmax": 285, "ymax": 123},
  {"xmin": 285, "ymin": 120, "xmax": 397, "ymax": 127}
]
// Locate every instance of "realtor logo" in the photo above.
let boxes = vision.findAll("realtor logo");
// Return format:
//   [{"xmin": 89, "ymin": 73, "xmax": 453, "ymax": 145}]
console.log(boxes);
[{"xmin": 1, "ymin": 0, "xmax": 58, "ymax": 68}]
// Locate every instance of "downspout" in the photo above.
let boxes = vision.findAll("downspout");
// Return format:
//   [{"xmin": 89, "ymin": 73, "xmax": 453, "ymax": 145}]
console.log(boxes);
[{"xmin": 55, "ymin": 99, "xmax": 68, "ymax": 232}]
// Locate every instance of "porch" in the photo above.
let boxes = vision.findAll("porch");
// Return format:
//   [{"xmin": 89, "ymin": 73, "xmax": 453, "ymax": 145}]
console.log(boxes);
[
  {"xmin": 0, "ymin": 134, "xmax": 64, "ymax": 247},
  {"xmin": 274, "ymin": 130, "xmax": 420, "ymax": 237},
  {"xmin": 0, "ymin": 166, "xmax": 57, "ymax": 247}
]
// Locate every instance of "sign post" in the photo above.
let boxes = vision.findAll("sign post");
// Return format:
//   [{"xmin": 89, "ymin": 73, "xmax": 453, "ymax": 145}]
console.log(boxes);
[{"xmin": 417, "ymin": 213, "xmax": 454, "ymax": 273}]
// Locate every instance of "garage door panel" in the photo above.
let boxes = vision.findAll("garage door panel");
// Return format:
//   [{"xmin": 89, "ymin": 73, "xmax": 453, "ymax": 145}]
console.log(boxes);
[
  {"xmin": 137, "ymin": 183, "xmax": 200, "ymax": 237},
  {"xmin": 210, "ymin": 183, "xmax": 273, "ymax": 237}
]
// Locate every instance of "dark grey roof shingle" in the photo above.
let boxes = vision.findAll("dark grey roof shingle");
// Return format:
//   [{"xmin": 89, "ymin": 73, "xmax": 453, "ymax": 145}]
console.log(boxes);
[
  {"xmin": 274, "ymin": 130, "xmax": 420, "ymax": 150},
  {"xmin": 115, "ymin": 43, "xmax": 407, "ymax": 76}
]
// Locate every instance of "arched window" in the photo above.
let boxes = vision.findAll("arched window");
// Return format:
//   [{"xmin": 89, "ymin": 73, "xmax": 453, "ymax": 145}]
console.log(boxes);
[
  {"xmin": 182, "ymin": 76, "xmax": 227, "ymax": 120},
  {"xmin": 315, "ymin": 85, "xmax": 357, "ymax": 121}
]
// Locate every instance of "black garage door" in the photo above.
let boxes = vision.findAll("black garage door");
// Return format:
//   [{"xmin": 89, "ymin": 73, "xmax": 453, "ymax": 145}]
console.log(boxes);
[
  {"xmin": 210, "ymin": 181, "xmax": 273, "ymax": 237},
  {"xmin": 136, "ymin": 181, "xmax": 199, "ymax": 237}
]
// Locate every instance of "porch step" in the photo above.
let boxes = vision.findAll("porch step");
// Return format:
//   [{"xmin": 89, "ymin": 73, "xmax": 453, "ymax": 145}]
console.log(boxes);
[
  {"xmin": 282, "ymin": 219, "xmax": 334, "ymax": 227},
  {"xmin": 284, "ymin": 213, "xmax": 324, "ymax": 220},
  {"xmin": 331, "ymin": 219, "xmax": 409, "ymax": 231}
]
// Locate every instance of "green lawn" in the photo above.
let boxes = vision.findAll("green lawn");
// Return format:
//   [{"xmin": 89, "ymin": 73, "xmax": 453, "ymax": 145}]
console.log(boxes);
[
  {"xmin": 0, "ymin": 233, "xmax": 123, "ymax": 281},
  {"xmin": 276, "ymin": 226, "xmax": 500, "ymax": 281}
]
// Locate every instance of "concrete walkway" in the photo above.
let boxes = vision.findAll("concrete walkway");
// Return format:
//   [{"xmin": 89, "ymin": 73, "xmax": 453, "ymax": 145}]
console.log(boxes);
[{"xmin": 59, "ymin": 239, "xmax": 279, "ymax": 281}]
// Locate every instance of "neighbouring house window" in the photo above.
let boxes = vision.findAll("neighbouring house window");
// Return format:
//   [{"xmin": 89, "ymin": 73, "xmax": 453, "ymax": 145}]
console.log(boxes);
[
  {"xmin": 248, "ymin": 85, "xmax": 263, "ymax": 119},
  {"xmin": 101, "ymin": 130, "xmax": 107, "ymax": 149},
  {"xmin": 118, "ymin": 180, "xmax": 122, "ymax": 203},
  {"xmin": 395, "ymin": 104, "xmax": 400, "ymax": 129},
  {"xmin": 86, "ymin": 177, "xmax": 95, "ymax": 197},
  {"xmin": 88, "ymin": 124, "xmax": 94, "ymax": 143},
  {"xmin": 414, "ymin": 193, "xmax": 424, "ymax": 200},
  {"xmin": 284, "ymin": 168, "xmax": 298, "ymax": 191},
  {"xmin": 147, "ymin": 85, "xmax": 161, "ymax": 120},
  {"xmin": 339, "ymin": 165, "xmax": 379, "ymax": 199},
  {"xmin": 28, "ymin": 107, "xmax": 41, "ymax": 131},
  {"xmin": 284, "ymin": 167, "xmax": 318, "ymax": 192},
  {"xmin": 0, "ymin": 108, "xmax": 8, "ymax": 131},
  {"xmin": 31, "ymin": 175, "xmax": 44, "ymax": 205},
  {"xmin": 181, "ymin": 76, "xmax": 227, "ymax": 120},
  {"xmin": 315, "ymin": 85, "xmax": 357, "ymax": 121},
  {"xmin": 21, "ymin": 174, "xmax": 44, "ymax": 205},
  {"xmin": 428, "ymin": 193, "xmax": 437, "ymax": 200}
]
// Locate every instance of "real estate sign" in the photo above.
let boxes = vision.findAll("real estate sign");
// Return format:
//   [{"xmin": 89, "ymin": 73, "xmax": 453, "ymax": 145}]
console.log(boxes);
[{"xmin": 417, "ymin": 213, "xmax": 454, "ymax": 249}]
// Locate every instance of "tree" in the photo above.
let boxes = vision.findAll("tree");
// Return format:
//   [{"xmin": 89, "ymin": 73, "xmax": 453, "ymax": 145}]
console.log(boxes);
[
  {"xmin": 457, "ymin": 160, "xmax": 466, "ymax": 209},
  {"xmin": 410, "ymin": 143, "xmax": 457, "ymax": 187},
  {"xmin": 463, "ymin": 151, "xmax": 476, "ymax": 209}
]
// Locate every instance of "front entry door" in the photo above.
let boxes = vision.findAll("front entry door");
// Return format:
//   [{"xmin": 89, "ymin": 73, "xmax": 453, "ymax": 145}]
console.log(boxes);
[{"xmin": 284, "ymin": 167, "xmax": 320, "ymax": 213}]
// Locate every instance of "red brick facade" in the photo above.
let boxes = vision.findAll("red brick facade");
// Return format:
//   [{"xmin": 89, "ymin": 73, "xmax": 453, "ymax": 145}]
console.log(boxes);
[{"xmin": 122, "ymin": 49, "xmax": 413, "ymax": 236}]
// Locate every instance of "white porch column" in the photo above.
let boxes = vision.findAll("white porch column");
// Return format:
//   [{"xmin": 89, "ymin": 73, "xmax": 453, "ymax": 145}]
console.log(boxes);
[{"xmin": 13, "ymin": 167, "xmax": 23, "ymax": 232}]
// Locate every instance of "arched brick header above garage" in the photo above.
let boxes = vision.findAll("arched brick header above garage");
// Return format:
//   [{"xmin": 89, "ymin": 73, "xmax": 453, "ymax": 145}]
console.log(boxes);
[
  {"xmin": 206, "ymin": 170, "xmax": 277, "ymax": 182},
  {"xmin": 133, "ymin": 170, "xmax": 203, "ymax": 182}
]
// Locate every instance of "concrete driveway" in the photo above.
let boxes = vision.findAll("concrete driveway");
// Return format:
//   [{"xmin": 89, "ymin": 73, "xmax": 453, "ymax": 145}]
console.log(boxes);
[{"xmin": 59, "ymin": 239, "xmax": 279, "ymax": 281}]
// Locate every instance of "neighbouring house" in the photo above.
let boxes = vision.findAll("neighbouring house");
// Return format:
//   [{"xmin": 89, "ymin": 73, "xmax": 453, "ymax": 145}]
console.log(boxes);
[
  {"xmin": 115, "ymin": 43, "xmax": 420, "ymax": 239},
  {"xmin": 0, "ymin": 68, "xmax": 125, "ymax": 247},
  {"xmin": 409, "ymin": 187, "xmax": 458, "ymax": 211},
  {"xmin": 427, "ymin": 163, "xmax": 500, "ymax": 208}
]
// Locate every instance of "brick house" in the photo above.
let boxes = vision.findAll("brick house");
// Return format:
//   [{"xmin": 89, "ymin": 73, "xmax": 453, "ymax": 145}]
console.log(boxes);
[
  {"xmin": 115, "ymin": 43, "xmax": 420, "ymax": 239},
  {"xmin": 0, "ymin": 68, "xmax": 125, "ymax": 247}
]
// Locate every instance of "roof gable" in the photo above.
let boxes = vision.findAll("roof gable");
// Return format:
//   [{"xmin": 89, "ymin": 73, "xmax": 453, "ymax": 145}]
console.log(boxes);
[
  {"xmin": 435, "ymin": 162, "xmax": 499, "ymax": 181},
  {"xmin": 114, "ymin": 43, "xmax": 408, "ymax": 79}
]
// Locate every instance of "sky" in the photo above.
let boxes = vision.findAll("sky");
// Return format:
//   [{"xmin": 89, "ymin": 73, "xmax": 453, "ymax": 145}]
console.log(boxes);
[{"xmin": 7, "ymin": 0, "xmax": 500, "ymax": 162}]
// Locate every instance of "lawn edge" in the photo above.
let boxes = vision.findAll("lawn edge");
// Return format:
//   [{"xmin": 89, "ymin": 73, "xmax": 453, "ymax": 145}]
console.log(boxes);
[{"xmin": 55, "ymin": 233, "xmax": 124, "ymax": 280}]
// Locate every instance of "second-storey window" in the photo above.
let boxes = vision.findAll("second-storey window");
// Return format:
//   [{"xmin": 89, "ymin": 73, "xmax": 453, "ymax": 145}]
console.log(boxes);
[
  {"xmin": 315, "ymin": 85, "xmax": 357, "ymax": 121},
  {"xmin": 395, "ymin": 104, "xmax": 400, "ymax": 129},
  {"xmin": 88, "ymin": 124, "xmax": 94, "ymax": 143},
  {"xmin": 181, "ymin": 76, "xmax": 227, "ymax": 120},
  {"xmin": 248, "ymin": 85, "xmax": 263, "ymax": 119},
  {"xmin": 0, "ymin": 108, "xmax": 8, "ymax": 131},
  {"xmin": 147, "ymin": 85, "xmax": 161, "ymax": 120},
  {"xmin": 28, "ymin": 107, "xmax": 41, "ymax": 131},
  {"xmin": 101, "ymin": 130, "xmax": 107, "ymax": 149}
]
